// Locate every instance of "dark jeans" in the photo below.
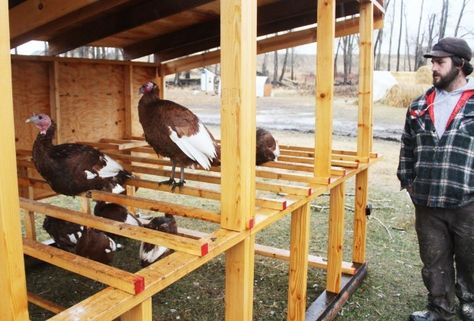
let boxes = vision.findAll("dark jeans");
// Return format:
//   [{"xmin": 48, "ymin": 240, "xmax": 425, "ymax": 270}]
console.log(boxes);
[{"xmin": 415, "ymin": 202, "xmax": 474, "ymax": 320}]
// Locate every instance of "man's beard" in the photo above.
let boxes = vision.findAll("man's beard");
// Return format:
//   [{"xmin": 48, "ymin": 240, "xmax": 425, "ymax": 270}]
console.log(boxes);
[{"xmin": 433, "ymin": 65, "xmax": 459, "ymax": 90}]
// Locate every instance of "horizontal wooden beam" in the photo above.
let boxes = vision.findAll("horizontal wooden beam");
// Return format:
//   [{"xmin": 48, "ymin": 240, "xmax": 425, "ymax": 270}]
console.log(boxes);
[
  {"xmin": 23, "ymin": 238, "xmax": 145, "ymax": 295},
  {"xmin": 77, "ymin": 139, "xmax": 148, "ymax": 151},
  {"xmin": 161, "ymin": 16, "xmax": 383, "ymax": 75},
  {"xmin": 124, "ymin": 0, "xmax": 320, "ymax": 60},
  {"xmin": 47, "ymin": 0, "xmax": 214, "ymax": 55},
  {"xmin": 27, "ymin": 291, "xmax": 66, "ymax": 314},
  {"xmin": 20, "ymin": 198, "xmax": 209, "ymax": 256},
  {"xmin": 124, "ymin": 177, "xmax": 286, "ymax": 211},
  {"xmin": 87, "ymin": 190, "xmax": 220, "ymax": 225},
  {"xmin": 10, "ymin": 0, "xmax": 132, "ymax": 48},
  {"xmin": 9, "ymin": 0, "xmax": 99, "ymax": 40},
  {"xmin": 254, "ymin": 243, "xmax": 356, "ymax": 275}
]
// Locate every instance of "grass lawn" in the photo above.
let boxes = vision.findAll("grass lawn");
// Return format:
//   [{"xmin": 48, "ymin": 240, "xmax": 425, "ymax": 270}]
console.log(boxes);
[{"xmin": 24, "ymin": 131, "xmax": 442, "ymax": 321}]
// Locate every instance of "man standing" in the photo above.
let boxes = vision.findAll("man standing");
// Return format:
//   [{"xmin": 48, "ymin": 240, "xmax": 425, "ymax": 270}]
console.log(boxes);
[{"xmin": 397, "ymin": 37, "xmax": 474, "ymax": 321}]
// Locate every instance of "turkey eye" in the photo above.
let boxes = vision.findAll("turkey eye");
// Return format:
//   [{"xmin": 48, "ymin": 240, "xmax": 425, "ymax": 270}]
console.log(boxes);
[{"xmin": 38, "ymin": 115, "xmax": 43, "ymax": 120}]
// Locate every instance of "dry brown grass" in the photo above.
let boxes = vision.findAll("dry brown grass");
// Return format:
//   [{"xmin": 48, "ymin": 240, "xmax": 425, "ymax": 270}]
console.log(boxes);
[{"xmin": 382, "ymin": 83, "xmax": 430, "ymax": 108}]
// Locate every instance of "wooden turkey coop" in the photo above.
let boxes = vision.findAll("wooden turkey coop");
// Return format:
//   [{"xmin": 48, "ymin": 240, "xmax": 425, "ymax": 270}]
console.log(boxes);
[{"xmin": 1, "ymin": 0, "xmax": 384, "ymax": 320}]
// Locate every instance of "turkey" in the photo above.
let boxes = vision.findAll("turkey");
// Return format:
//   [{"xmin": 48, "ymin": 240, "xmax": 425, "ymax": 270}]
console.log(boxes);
[
  {"xmin": 76, "ymin": 227, "xmax": 118, "ymax": 264},
  {"xmin": 26, "ymin": 113, "xmax": 132, "ymax": 196},
  {"xmin": 256, "ymin": 128, "xmax": 280, "ymax": 165},
  {"xmin": 93, "ymin": 201, "xmax": 145, "ymax": 249},
  {"xmin": 139, "ymin": 214, "xmax": 178, "ymax": 267},
  {"xmin": 93, "ymin": 201, "xmax": 142, "ymax": 226},
  {"xmin": 42, "ymin": 216, "xmax": 83, "ymax": 251},
  {"xmin": 138, "ymin": 81, "xmax": 220, "ymax": 189}
]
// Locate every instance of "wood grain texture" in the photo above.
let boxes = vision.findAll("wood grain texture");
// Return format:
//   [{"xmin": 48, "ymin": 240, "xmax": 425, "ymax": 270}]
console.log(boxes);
[
  {"xmin": 315, "ymin": 0, "xmax": 335, "ymax": 179},
  {"xmin": 0, "ymin": 2, "xmax": 29, "ymax": 318}
]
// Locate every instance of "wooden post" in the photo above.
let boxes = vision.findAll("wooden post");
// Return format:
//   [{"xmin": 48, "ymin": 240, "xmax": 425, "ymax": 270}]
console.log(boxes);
[
  {"xmin": 0, "ymin": 1, "xmax": 29, "ymax": 318},
  {"xmin": 155, "ymin": 67, "xmax": 164, "ymax": 99},
  {"xmin": 314, "ymin": 0, "xmax": 335, "ymax": 183},
  {"xmin": 123, "ymin": 65, "xmax": 137, "ymax": 213},
  {"xmin": 121, "ymin": 298, "xmax": 152, "ymax": 321},
  {"xmin": 225, "ymin": 236, "xmax": 255, "ymax": 321},
  {"xmin": 357, "ymin": 0, "xmax": 374, "ymax": 156},
  {"xmin": 353, "ymin": 0, "xmax": 374, "ymax": 264},
  {"xmin": 49, "ymin": 60, "xmax": 61, "ymax": 143},
  {"xmin": 287, "ymin": 203, "xmax": 310, "ymax": 321},
  {"xmin": 220, "ymin": 0, "xmax": 256, "ymax": 231},
  {"xmin": 326, "ymin": 182, "xmax": 345, "ymax": 293},
  {"xmin": 123, "ymin": 64, "xmax": 133, "ymax": 139},
  {"xmin": 24, "ymin": 167, "xmax": 37, "ymax": 239},
  {"xmin": 353, "ymin": 170, "xmax": 368, "ymax": 263},
  {"xmin": 221, "ymin": 0, "xmax": 256, "ymax": 320},
  {"xmin": 80, "ymin": 196, "xmax": 91, "ymax": 214}
]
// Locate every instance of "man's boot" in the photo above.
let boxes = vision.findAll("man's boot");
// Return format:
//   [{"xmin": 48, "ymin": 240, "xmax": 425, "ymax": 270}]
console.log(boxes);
[{"xmin": 460, "ymin": 303, "xmax": 474, "ymax": 321}]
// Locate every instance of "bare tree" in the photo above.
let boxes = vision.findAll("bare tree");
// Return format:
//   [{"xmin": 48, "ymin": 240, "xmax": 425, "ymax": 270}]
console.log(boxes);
[
  {"xmin": 454, "ymin": 0, "xmax": 469, "ymax": 37},
  {"xmin": 387, "ymin": 0, "xmax": 397, "ymax": 71},
  {"xmin": 334, "ymin": 38, "xmax": 341, "ymax": 75},
  {"xmin": 403, "ymin": 5, "xmax": 411, "ymax": 71},
  {"xmin": 396, "ymin": 0, "xmax": 404, "ymax": 71},
  {"xmin": 290, "ymin": 48, "xmax": 295, "ymax": 81},
  {"xmin": 438, "ymin": 0, "xmax": 449, "ymax": 39},
  {"xmin": 262, "ymin": 53, "xmax": 268, "ymax": 76},
  {"xmin": 279, "ymin": 48, "xmax": 289, "ymax": 82},
  {"xmin": 414, "ymin": 0, "xmax": 425, "ymax": 70},
  {"xmin": 342, "ymin": 35, "xmax": 355, "ymax": 84},
  {"xmin": 273, "ymin": 50, "xmax": 278, "ymax": 85},
  {"xmin": 427, "ymin": 13, "xmax": 437, "ymax": 51},
  {"xmin": 374, "ymin": 0, "xmax": 391, "ymax": 70}
]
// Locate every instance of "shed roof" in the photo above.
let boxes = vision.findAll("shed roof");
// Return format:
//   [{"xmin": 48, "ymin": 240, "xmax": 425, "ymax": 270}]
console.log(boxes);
[{"xmin": 9, "ymin": 0, "xmax": 384, "ymax": 62}]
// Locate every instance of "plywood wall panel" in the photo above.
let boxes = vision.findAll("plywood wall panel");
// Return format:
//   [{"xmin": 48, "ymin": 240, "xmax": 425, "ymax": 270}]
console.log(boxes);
[
  {"xmin": 57, "ymin": 62, "xmax": 125, "ymax": 143},
  {"xmin": 12, "ymin": 61, "xmax": 50, "ymax": 150},
  {"xmin": 131, "ymin": 66, "xmax": 157, "ymax": 137}
]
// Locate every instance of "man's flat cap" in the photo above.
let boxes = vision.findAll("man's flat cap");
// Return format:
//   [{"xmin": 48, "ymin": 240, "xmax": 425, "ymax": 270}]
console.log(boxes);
[{"xmin": 424, "ymin": 37, "xmax": 472, "ymax": 61}]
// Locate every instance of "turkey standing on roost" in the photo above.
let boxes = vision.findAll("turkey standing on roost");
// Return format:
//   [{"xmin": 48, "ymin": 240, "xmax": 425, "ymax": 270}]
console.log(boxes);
[
  {"xmin": 137, "ymin": 81, "xmax": 220, "ymax": 190},
  {"xmin": 256, "ymin": 128, "xmax": 280, "ymax": 165},
  {"xmin": 26, "ymin": 113, "xmax": 132, "ymax": 196}
]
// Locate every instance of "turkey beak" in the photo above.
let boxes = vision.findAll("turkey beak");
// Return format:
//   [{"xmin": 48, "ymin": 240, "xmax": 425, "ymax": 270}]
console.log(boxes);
[
  {"xmin": 26, "ymin": 114, "xmax": 38, "ymax": 123},
  {"xmin": 138, "ymin": 86, "xmax": 145, "ymax": 95}
]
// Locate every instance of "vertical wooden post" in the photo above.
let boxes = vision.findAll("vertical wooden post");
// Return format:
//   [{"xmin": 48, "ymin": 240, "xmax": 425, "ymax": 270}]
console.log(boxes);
[
  {"xmin": 221, "ymin": 0, "xmax": 256, "ymax": 320},
  {"xmin": 314, "ymin": 0, "xmax": 335, "ymax": 183},
  {"xmin": 357, "ymin": 0, "xmax": 374, "ymax": 156},
  {"xmin": 124, "ymin": 64, "xmax": 133, "ymax": 139},
  {"xmin": 326, "ymin": 182, "xmax": 345, "ymax": 293},
  {"xmin": 155, "ymin": 67, "xmax": 164, "ymax": 99},
  {"xmin": 80, "ymin": 197, "xmax": 91, "ymax": 214},
  {"xmin": 121, "ymin": 298, "xmax": 152, "ymax": 321},
  {"xmin": 353, "ymin": 170, "xmax": 368, "ymax": 263},
  {"xmin": 49, "ymin": 60, "xmax": 61, "ymax": 143},
  {"xmin": 24, "ymin": 167, "xmax": 37, "ymax": 239},
  {"xmin": 220, "ymin": 0, "xmax": 256, "ymax": 231},
  {"xmin": 0, "ymin": 1, "xmax": 29, "ymax": 319},
  {"xmin": 123, "ymin": 64, "xmax": 137, "ymax": 213},
  {"xmin": 225, "ymin": 236, "xmax": 255, "ymax": 321},
  {"xmin": 353, "ymin": 0, "xmax": 374, "ymax": 264},
  {"xmin": 287, "ymin": 203, "xmax": 310, "ymax": 321}
]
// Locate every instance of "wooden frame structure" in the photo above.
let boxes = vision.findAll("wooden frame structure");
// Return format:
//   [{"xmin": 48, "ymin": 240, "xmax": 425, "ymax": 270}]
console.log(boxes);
[{"xmin": 1, "ymin": 0, "xmax": 384, "ymax": 320}]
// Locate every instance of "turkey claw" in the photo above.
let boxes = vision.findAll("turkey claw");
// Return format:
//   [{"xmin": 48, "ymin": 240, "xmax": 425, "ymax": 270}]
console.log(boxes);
[{"xmin": 171, "ymin": 180, "xmax": 185, "ymax": 192}]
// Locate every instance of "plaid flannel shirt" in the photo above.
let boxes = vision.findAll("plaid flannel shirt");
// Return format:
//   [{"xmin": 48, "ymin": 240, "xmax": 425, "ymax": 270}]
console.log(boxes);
[{"xmin": 397, "ymin": 87, "xmax": 474, "ymax": 208}]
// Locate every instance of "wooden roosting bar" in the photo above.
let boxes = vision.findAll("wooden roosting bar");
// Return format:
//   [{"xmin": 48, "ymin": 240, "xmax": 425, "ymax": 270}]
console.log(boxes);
[{"xmin": 1, "ymin": 0, "xmax": 384, "ymax": 320}]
